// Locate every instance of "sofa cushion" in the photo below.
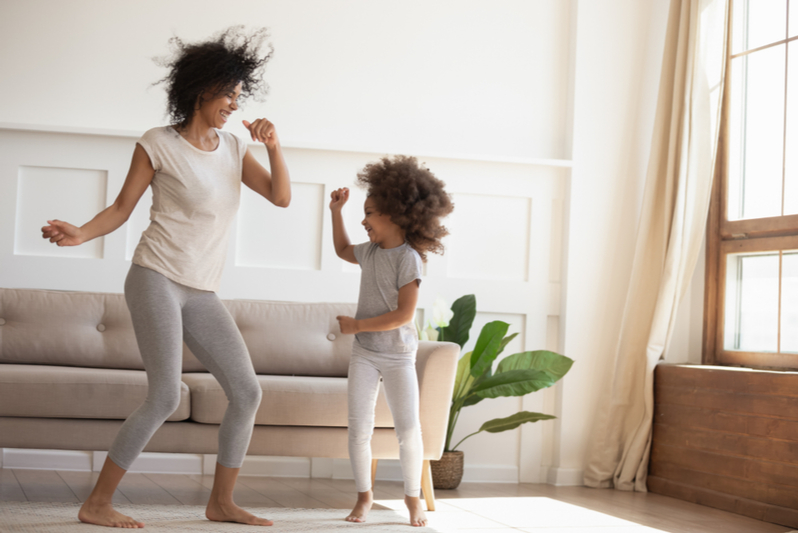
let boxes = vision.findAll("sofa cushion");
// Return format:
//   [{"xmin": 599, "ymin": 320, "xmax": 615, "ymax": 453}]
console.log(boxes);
[
  {"xmin": 0, "ymin": 364, "xmax": 190, "ymax": 421},
  {"xmin": 211, "ymin": 300, "xmax": 359, "ymax": 377},
  {"xmin": 0, "ymin": 289, "xmax": 145, "ymax": 370},
  {"xmin": 182, "ymin": 373, "xmax": 394, "ymax": 428}
]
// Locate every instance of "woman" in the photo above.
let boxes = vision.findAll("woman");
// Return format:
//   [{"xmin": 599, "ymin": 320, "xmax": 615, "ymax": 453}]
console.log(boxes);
[{"xmin": 41, "ymin": 27, "xmax": 287, "ymax": 528}]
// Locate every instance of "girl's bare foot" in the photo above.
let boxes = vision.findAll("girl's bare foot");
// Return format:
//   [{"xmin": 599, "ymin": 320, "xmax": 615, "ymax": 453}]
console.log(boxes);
[
  {"xmin": 206, "ymin": 499, "xmax": 273, "ymax": 526},
  {"xmin": 78, "ymin": 500, "xmax": 144, "ymax": 529},
  {"xmin": 405, "ymin": 495, "xmax": 428, "ymax": 527},
  {"xmin": 345, "ymin": 490, "xmax": 373, "ymax": 523}
]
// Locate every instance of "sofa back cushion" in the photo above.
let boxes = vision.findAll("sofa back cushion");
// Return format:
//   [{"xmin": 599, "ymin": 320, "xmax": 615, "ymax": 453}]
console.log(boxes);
[
  {"xmin": 217, "ymin": 300, "xmax": 356, "ymax": 377},
  {"xmin": 0, "ymin": 288, "xmax": 144, "ymax": 370},
  {"xmin": 0, "ymin": 288, "xmax": 357, "ymax": 376}
]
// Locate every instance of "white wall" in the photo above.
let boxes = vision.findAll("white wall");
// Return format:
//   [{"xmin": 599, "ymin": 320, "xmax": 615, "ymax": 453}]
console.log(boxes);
[
  {"xmin": 0, "ymin": 0, "xmax": 684, "ymax": 485},
  {"xmin": 0, "ymin": 0, "xmax": 570, "ymax": 162}
]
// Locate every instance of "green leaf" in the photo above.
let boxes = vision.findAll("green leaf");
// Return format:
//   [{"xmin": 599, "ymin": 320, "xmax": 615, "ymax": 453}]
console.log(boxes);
[
  {"xmin": 462, "ymin": 394, "xmax": 484, "ymax": 407},
  {"xmin": 452, "ymin": 351, "xmax": 474, "ymax": 401},
  {"xmin": 472, "ymin": 369, "xmax": 556, "ymax": 399},
  {"xmin": 461, "ymin": 366, "xmax": 492, "ymax": 407},
  {"xmin": 478, "ymin": 411, "xmax": 557, "ymax": 433},
  {"xmin": 497, "ymin": 333, "xmax": 519, "ymax": 357},
  {"xmin": 441, "ymin": 295, "xmax": 476, "ymax": 349},
  {"xmin": 469, "ymin": 321, "xmax": 509, "ymax": 378},
  {"xmin": 496, "ymin": 350, "xmax": 574, "ymax": 382},
  {"xmin": 449, "ymin": 411, "xmax": 557, "ymax": 450}
]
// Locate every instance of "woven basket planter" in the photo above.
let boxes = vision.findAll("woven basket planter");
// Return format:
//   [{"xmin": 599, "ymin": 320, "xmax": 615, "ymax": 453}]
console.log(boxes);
[{"xmin": 431, "ymin": 451, "xmax": 464, "ymax": 489}]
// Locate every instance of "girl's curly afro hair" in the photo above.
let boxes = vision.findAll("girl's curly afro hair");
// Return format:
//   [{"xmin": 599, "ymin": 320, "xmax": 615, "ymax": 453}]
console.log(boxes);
[
  {"xmin": 357, "ymin": 156, "xmax": 454, "ymax": 261},
  {"xmin": 154, "ymin": 26, "xmax": 273, "ymax": 128}
]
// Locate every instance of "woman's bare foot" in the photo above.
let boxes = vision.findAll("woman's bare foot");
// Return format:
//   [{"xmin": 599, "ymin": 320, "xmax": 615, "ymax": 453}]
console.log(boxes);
[
  {"xmin": 78, "ymin": 500, "xmax": 144, "ymax": 529},
  {"xmin": 206, "ymin": 499, "xmax": 273, "ymax": 526},
  {"xmin": 405, "ymin": 495, "xmax": 428, "ymax": 527},
  {"xmin": 345, "ymin": 490, "xmax": 373, "ymax": 523}
]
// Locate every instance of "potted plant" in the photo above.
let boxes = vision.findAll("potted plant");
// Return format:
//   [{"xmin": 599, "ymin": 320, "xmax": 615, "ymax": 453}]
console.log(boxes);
[{"xmin": 421, "ymin": 295, "xmax": 574, "ymax": 489}]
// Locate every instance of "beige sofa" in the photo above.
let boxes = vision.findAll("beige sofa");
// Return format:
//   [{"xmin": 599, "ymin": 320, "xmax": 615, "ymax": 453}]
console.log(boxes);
[{"xmin": 0, "ymin": 288, "xmax": 459, "ymax": 508}]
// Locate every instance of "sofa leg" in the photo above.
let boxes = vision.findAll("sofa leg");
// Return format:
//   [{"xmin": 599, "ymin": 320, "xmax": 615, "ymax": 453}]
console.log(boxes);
[
  {"xmin": 371, "ymin": 459, "xmax": 378, "ymax": 488},
  {"xmin": 421, "ymin": 460, "xmax": 435, "ymax": 511}
]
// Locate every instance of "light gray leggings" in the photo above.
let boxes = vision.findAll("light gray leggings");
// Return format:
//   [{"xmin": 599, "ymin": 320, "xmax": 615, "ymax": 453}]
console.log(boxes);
[
  {"xmin": 108, "ymin": 264, "xmax": 262, "ymax": 470},
  {"xmin": 348, "ymin": 342, "xmax": 423, "ymax": 497}
]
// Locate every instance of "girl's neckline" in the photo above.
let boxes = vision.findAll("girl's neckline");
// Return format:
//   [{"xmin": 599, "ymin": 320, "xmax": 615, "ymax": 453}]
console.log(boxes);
[
  {"xmin": 375, "ymin": 242, "xmax": 408, "ymax": 251},
  {"xmin": 168, "ymin": 126, "xmax": 221, "ymax": 154}
]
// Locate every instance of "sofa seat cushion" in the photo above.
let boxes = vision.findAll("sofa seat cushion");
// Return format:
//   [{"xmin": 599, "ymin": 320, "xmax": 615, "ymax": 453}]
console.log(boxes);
[
  {"xmin": 182, "ymin": 373, "xmax": 394, "ymax": 428},
  {"xmin": 0, "ymin": 364, "xmax": 190, "ymax": 421}
]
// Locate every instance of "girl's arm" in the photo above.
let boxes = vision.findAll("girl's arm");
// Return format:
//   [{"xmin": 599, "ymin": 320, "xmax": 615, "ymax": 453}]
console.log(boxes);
[
  {"xmin": 41, "ymin": 144, "xmax": 155, "ymax": 246},
  {"xmin": 337, "ymin": 280, "xmax": 419, "ymax": 334},
  {"xmin": 241, "ymin": 118, "xmax": 291, "ymax": 207},
  {"xmin": 330, "ymin": 187, "xmax": 357, "ymax": 264}
]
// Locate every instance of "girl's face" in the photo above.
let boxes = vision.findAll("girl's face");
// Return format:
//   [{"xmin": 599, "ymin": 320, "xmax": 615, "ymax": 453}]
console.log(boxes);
[
  {"xmin": 196, "ymin": 81, "xmax": 242, "ymax": 129},
  {"xmin": 362, "ymin": 196, "xmax": 404, "ymax": 248}
]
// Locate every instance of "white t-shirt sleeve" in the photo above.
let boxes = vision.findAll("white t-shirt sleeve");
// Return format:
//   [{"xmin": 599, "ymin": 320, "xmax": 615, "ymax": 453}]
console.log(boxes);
[{"xmin": 136, "ymin": 128, "xmax": 162, "ymax": 171}]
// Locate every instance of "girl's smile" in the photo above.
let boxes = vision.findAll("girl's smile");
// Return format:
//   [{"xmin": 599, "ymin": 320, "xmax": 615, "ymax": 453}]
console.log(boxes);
[{"xmin": 362, "ymin": 196, "xmax": 404, "ymax": 249}]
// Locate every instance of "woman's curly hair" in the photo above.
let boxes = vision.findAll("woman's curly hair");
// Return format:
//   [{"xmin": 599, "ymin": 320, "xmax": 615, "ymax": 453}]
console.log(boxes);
[
  {"xmin": 154, "ymin": 26, "xmax": 273, "ymax": 128},
  {"xmin": 357, "ymin": 156, "xmax": 454, "ymax": 261}
]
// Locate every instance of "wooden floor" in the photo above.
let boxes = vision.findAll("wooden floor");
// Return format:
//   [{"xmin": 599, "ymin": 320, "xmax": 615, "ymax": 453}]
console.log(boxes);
[{"xmin": 0, "ymin": 468, "xmax": 795, "ymax": 532}]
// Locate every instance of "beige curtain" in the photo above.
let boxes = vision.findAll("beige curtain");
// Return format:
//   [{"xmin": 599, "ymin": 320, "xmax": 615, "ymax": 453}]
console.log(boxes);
[{"xmin": 583, "ymin": 0, "xmax": 729, "ymax": 492}]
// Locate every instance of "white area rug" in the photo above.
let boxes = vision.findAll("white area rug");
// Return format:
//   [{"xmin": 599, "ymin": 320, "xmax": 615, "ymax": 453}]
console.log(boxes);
[{"xmin": 0, "ymin": 502, "xmax": 437, "ymax": 532}]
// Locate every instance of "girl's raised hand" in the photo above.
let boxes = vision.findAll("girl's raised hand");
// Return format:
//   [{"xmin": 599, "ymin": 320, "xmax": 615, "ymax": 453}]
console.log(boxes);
[
  {"xmin": 329, "ymin": 187, "xmax": 349, "ymax": 211},
  {"xmin": 242, "ymin": 118, "xmax": 278, "ymax": 149},
  {"xmin": 41, "ymin": 219, "xmax": 84, "ymax": 247}
]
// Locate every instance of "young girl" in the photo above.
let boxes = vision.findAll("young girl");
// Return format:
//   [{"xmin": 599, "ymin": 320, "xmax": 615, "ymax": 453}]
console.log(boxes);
[{"xmin": 329, "ymin": 156, "xmax": 454, "ymax": 528}]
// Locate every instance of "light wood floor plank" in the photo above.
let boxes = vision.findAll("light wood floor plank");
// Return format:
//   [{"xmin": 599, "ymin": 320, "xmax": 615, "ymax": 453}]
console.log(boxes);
[
  {"xmin": 115, "ymin": 473, "xmax": 181, "ymax": 505},
  {"xmin": 235, "ymin": 476, "xmax": 331, "ymax": 509},
  {"xmin": 0, "ymin": 468, "xmax": 26, "ymax": 502},
  {"xmin": 186, "ymin": 474, "xmax": 284, "ymax": 508},
  {"xmin": 142, "ymin": 474, "xmax": 211, "ymax": 506},
  {"xmin": 55, "ymin": 471, "xmax": 130, "ymax": 504},
  {"xmin": 11, "ymin": 469, "xmax": 78, "ymax": 503},
  {"xmin": 265, "ymin": 477, "xmax": 355, "ymax": 509},
  {"xmin": 311, "ymin": 478, "xmax": 395, "ymax": 511}
]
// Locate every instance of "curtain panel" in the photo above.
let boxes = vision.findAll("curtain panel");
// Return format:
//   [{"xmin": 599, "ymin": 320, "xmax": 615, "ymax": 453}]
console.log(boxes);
[{"xmin": 583, "ymin": 0, "xmax": 729, "ymax": 492}]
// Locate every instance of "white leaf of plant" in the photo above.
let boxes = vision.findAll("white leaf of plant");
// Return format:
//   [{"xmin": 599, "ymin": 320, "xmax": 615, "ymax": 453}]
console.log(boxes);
[{"xmin": 432, "ymin": 296, "xmax": 454, "ymax": 328}]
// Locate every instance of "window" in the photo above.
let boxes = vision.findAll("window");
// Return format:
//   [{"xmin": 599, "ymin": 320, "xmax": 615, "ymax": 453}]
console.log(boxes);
[{"xmin": 704, "ymin": 0, "xmax": 798, "ymax": 370}]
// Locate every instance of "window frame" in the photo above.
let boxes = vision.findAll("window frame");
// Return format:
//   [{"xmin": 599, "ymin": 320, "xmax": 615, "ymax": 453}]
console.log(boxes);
[{"xmin": 703, "ymin": 0, "xmax": 799, "ymax": 371}]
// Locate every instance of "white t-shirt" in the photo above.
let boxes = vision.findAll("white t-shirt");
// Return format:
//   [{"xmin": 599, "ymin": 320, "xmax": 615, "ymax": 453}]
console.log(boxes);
[
  {"xmin": 132, "ymin": 126, "xmax": 247, "ymax": 292},
  {"xmin": 353, "ymin": 242, "xmax": 423, "ymax": 355}
]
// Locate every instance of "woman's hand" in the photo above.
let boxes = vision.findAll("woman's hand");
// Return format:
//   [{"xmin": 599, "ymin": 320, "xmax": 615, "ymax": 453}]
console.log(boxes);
[
  {"xmin": 243, "ymin": 119, "xmax": 278, "ymax": 149},
  {"xmin": 41, "ymin": 220, "xmax": 85, "ymax": 247},
  {"xmin": 330, "ymin": 187, "xmax": 349, "ymax": 212},
  {"xmin": 337, "ymin": 315, "xmax": 360, "ymax": 335}
]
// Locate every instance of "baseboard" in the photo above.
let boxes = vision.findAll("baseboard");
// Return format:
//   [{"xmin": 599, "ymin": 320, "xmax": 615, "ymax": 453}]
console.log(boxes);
[
  {"xmin": 92, "ymin": 451, "xmax": 204, "ymax": 474},
  {"xmin": 2, "ymin": 448, "xmax": 529, "ymax": 485},
  {"xmin": 545, "ymin": 466, "xmax": 585, "ymax": 486},
  {"xmin": 2, "ymin": 449, "xmax": 93, "ymax": 471},
  {"xmin": 238, "ymin": 456, "xmax": 311, "ymax": 478}
]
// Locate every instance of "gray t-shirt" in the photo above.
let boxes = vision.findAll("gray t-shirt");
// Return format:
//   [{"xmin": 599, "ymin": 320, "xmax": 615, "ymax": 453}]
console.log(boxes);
[
  {"xmin": 132, "ymin": 126, "xmax": 247, "ymax": 292},
  {"xmin": 353, "ymin": 242, "xmax": 423, "ymax": 354}
]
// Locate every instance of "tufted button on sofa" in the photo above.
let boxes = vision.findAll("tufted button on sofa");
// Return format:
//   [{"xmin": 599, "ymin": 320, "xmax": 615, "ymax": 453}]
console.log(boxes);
[{"xmin": 0, "ymin": 288, "xmax": 459, "ymax": 508}]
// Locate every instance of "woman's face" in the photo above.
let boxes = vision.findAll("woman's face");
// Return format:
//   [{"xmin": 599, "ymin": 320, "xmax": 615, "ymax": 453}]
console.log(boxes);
[{"xmin": 196, "ymin": 81, "xmax": 242, "ymax": 129}]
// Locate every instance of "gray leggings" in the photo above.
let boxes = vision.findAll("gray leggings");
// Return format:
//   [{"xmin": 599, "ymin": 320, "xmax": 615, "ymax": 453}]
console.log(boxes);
[
  {"xmin": 348, "ymin": 342, "xmax": 423, "ymax": 497},
  {"xmin": 108, "ymin": 264, "xmax": 262, "ymax": 470}
]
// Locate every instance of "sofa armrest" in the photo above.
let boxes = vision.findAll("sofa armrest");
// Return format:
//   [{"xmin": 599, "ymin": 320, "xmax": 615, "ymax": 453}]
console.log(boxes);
[{"xmin": 415, "ymin": 340, "xmax": 460, "ymax": 459}]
